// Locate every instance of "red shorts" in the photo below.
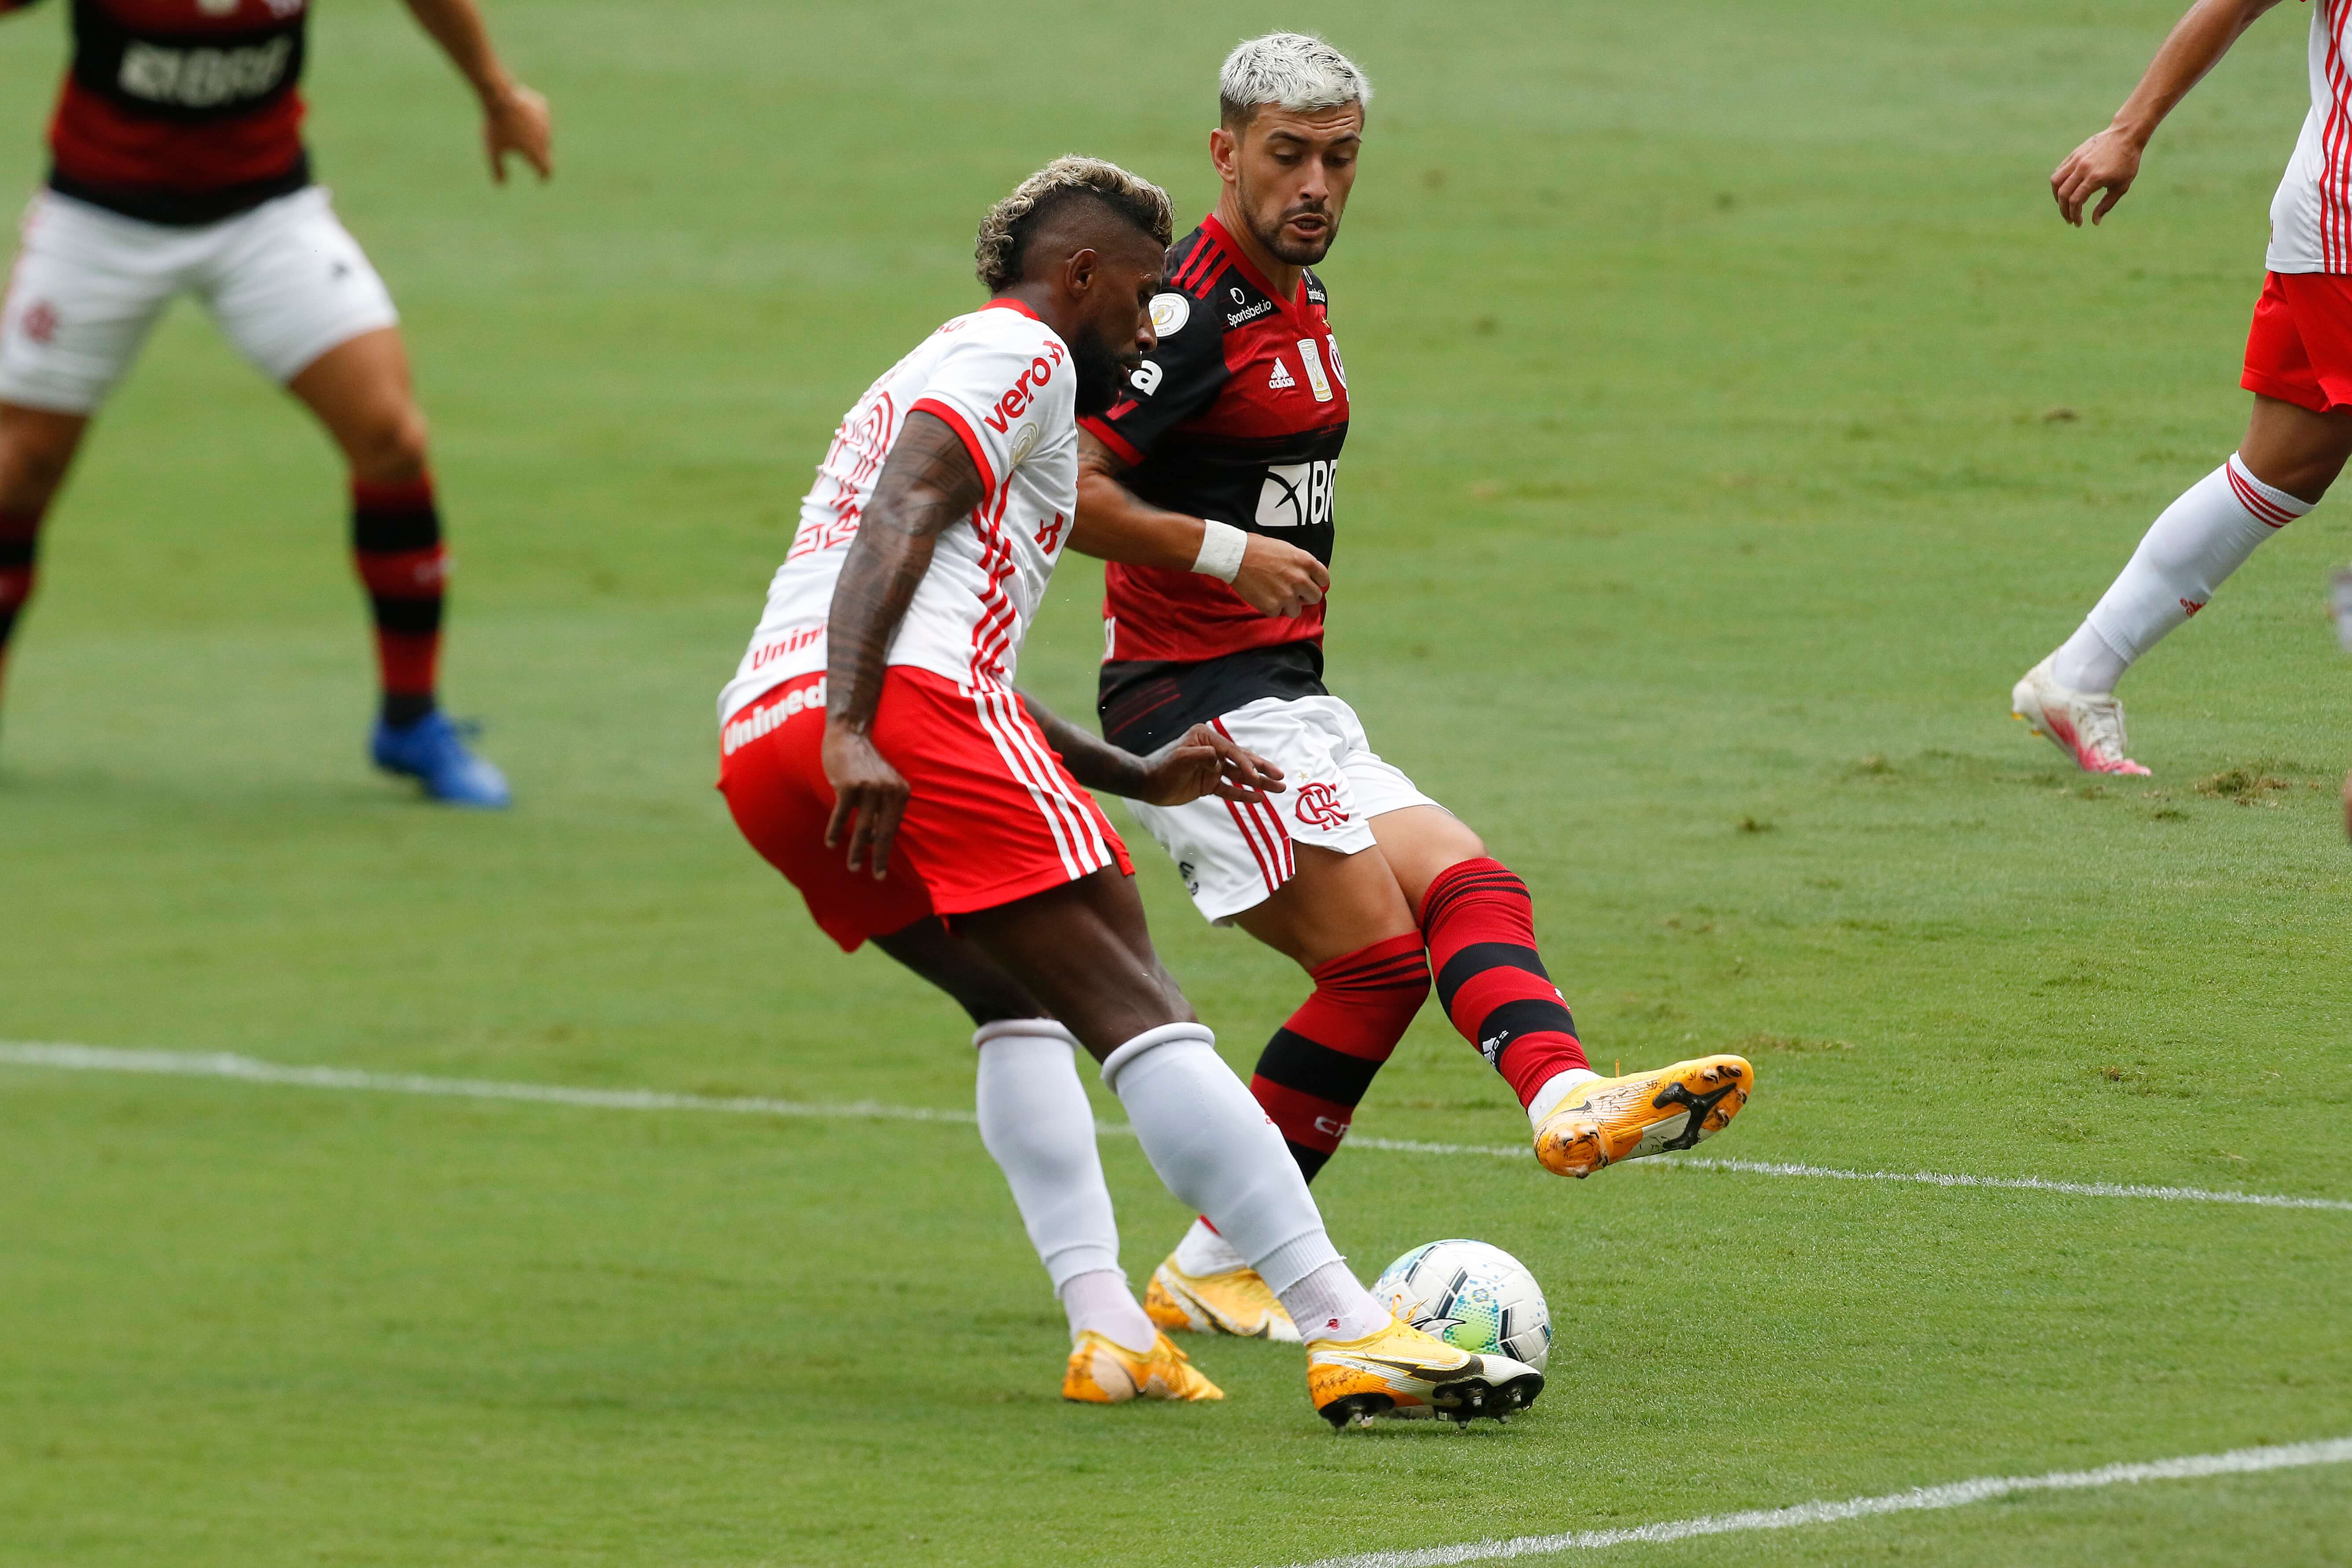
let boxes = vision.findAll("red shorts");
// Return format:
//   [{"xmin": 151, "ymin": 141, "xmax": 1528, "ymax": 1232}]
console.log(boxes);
[
  {"xmin": 2242, "ymin": 270, "xmax": 2352, "ymax": 413},
  {"xmin": 716, "ymin": 667, "xmax": 1132, "ymax": 953}
]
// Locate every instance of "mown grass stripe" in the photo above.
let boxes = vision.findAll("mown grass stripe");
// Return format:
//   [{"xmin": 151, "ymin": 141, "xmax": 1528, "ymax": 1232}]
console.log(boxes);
[
  {"xmin": 5, "ymin": 1042, "xmax": 2346, "ymax": 1214},
  {"xmin": 1261, "ymin": 1436, "xmax": 2352, "ymax": 1567}
]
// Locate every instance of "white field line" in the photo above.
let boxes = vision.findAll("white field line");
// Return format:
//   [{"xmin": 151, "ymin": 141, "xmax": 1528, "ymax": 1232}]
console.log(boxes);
[
  {"xmin": 4, "ymin": 1042, "xmax": 2348, "ymax": 1215},
  {"xmin": 1265, "ymin": 1435, "xmax": 2352, "ymax": 1568}
]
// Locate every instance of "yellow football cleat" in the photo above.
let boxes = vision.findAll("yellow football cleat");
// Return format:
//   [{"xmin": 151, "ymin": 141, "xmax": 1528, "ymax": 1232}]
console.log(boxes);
[
  {"xmin": 1061, "ymin": 1329, "xmax": 1224, "ymax": 1405},
  {"xmin": 1307, "ymin": 1316, "xmax": 1543, "ymax": 1429},
  {"xmin": 1533, "ymin": 1054, "xmax": 1754, "ymax": 1178},
  {"xmin": 1145, "ymin": 1259, "xmax": 1302, "ymax": 1343}
]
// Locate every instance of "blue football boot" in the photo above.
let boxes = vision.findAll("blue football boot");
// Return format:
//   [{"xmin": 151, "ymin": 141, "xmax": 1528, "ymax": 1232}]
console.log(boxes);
[{"xmin": 370, "ymin": 709, "xmax": 512, "ymax": 808}]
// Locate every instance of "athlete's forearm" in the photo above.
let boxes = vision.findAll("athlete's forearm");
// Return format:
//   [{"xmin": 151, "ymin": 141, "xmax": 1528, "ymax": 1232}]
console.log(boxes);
[
  {"xmin": 1020, "ymin": 692, "xmax": 1149, "ymax": 798},
  {"xmin": 2112, "ymin": 0, "xmax": 2284, "ymax": 147},
  {"xmin": 1071, "ymin": 442, "xmax": 1204, "ymax": 571},
  {"xmin": 824, "ymin": 414, "xmax": 986, "ymax": 735},
  {"xmin": 401, "ymin": 0, "xmax": 519, "ymax": 99}
]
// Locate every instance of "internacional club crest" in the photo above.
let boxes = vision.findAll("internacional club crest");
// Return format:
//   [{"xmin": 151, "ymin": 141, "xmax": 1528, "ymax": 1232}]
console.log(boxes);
[{"xmin": 1293, "ymin": 780, "xmax": 1350, "ymax": 828}]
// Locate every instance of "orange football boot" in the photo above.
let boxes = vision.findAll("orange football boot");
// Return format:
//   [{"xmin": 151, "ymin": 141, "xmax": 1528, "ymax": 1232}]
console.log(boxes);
[
  {"xmin": 1062, "ymin": 1329, "xmax": 1224, "ymax": 1404},
  {"xmin": 1533, "ymin": 1055, "xmax": 1754, "ymax": 1178}
]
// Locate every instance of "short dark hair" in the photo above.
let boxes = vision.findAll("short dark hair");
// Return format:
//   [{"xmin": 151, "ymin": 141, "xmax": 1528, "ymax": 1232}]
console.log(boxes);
[{"xmin": 974, "ymin": 157, "xmax": 1174, "ymax": 292}]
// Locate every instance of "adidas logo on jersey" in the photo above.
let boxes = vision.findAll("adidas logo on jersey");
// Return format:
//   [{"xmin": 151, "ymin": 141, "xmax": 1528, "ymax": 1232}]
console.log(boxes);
[{"xmin": 1268, "ymin": 358, "xmax": 1296, "ymax": 390}]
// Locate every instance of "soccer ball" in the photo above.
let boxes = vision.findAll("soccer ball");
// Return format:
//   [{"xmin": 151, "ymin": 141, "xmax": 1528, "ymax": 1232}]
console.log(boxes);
[{"xmin": 1372, "ymin": 1239, "xmax": 1551, "ymax": 1372}]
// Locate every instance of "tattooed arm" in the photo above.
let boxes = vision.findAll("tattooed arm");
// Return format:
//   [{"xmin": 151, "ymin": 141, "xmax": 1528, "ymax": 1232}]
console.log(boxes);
[
  {"xmin": 821, "ymin": 412, "xmax": 988, "ymax": 877},
  {"xmin": 1019, "ymin": 691, "xmax": 1285, "ymax": 807}
]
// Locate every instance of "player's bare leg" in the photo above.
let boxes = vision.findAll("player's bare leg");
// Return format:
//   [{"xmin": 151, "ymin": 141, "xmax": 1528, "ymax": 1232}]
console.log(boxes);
[
  {"xmin": 0, "ymin": 403, "xmax": 88, "ymax": 723},
  {"xmin": 2021, "ymin": 394, "xmax": 2347, "ymax": 775},
  {"xmin": 865, "ymin": 916, "xmax": 1214, "ymax": 1402},
  {"xmin": 289, "ymin": 328, "xmax": 508, "ymax": 806}
]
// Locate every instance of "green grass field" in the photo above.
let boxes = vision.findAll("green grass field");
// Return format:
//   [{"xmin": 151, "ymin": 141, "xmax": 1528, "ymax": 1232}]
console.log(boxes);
[{"xmin": 5, "ymin": 2, "xmax": 2351, "ymax": 1563}]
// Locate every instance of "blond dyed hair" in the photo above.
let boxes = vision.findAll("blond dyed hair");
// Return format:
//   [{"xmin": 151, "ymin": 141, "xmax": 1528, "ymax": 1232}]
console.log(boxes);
[{"xmin": 973, "ymin": 156, "xmax": 1174, "ymax": 292}]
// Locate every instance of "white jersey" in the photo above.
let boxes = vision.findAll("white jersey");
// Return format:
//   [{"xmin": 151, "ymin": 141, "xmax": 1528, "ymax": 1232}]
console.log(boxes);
[
  {"xmin": 2268, "ymin": 0, "xmax": 2352, "ymax": 273},
  {"xmin": 719, "ymin": 300, "xmax": 1079, "ymax": 724}
]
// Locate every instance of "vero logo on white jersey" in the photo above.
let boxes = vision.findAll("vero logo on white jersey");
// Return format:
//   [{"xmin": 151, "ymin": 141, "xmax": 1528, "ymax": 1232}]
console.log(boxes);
[{"xmin": 1255, "ymin": 460, "xmax": 1336, "ymax": 530}]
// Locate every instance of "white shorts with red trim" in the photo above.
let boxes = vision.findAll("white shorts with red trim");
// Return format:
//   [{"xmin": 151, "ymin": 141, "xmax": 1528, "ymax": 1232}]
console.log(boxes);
[{"xmin": 1123, "ymin": 694, "xmax": 1438, "ymax": 924}]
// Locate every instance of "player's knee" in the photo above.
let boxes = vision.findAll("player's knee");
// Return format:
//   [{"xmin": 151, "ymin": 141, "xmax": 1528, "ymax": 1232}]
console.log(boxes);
[
  {"xmin": 347, "ymin": 405, "xmax": 431, "ymax": 485},
  {"xmin": 0, "ymin": 420, "xmax": 81, "ymax": 510}
]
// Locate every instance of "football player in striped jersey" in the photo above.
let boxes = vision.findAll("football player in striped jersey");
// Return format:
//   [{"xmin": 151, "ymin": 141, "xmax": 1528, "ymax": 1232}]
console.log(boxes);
[
  {"xmin": 1070, "ymin": 33, "xmax": 1756, "ymax": 1342},
  {"xmin": 0, "ymin": 0, "xmax": 551, "ymax": 805}
]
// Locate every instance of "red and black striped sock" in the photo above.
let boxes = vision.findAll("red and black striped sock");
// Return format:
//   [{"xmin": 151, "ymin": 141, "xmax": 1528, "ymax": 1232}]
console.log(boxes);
[
  {"xmin": 352, "ymin": 477, "xmax": 446, "ymax": 727},
  {"xmin": 0, "ymin": 505, "xmax": 46, "ymax": 699},
  {"xmin": 1420, "ymin": 857, "xmax": 1590, "ymax": 1108},
  {"xmin": 1247, "ymin": 931, "xmax": 1430, "ymax": 1181}
]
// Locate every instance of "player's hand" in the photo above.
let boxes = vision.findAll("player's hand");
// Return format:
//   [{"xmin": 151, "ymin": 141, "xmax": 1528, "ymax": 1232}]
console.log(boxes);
[
  {"xmin": 1135, "ymin": 724, "xmax": 1287, "ymax": 807},
  {"xmin": 821, "ymin": 725, "xmax": 909, "ymax": 879},
  {"xmin": 483, "ymin": 80, "xmax": 553, "ymax": 184},
  {"xmin": 1232, "ymin": 533, "xmax": 1329, "ymax": 619},
  {"xmin": 2052, "ymin": 126, "xmax": 2141, "ymax": 227}
]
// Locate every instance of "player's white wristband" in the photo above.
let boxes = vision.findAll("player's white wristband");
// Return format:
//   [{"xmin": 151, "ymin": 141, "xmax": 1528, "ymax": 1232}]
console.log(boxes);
[{"xmin": 1192, "ymin": 519, "xmax": 1248, "ymax": 583}]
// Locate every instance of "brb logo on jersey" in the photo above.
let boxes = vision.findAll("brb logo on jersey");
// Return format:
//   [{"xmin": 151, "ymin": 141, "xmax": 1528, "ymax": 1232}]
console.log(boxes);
[
  {"xmin": 1293, "ymin": 781, "xmax": 1349, "ymax": 828},
  {"xmin": 119, "ymin": 37, "xmax": 296, "ymax": 110},
  {"xmin": 1256, "ymin": 459, "xmax": 1336, "ymax": 531}
]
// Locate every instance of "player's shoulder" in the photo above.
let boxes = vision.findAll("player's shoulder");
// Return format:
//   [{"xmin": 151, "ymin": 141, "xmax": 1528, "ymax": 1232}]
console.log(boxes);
[{"xmin": 938, "ymin": 299, "xmax": 1063, "ymax": 350}]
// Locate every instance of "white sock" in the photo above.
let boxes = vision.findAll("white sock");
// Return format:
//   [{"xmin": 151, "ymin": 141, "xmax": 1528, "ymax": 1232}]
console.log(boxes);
[
  {"xmin": 1100, "ymin": 1023, "xmax": 1385, "ymax": 1342},
  {"xmin": 1058, "ymin": 1267, "xmax": 1157, "ymax": 1353},
  {"xmin": 973, "ymin": 1019, "xmax": 1124, "ymax": 1291},
  {"xmin": 1172, "ymin": 1216, "xmax": 1246, "ymax": 1277},
  {"xmin": 2061, "ymin": 454, "xmax": 2309, "ymax": 690},
  {"xmin": 1527, "ymin": 1066, "xmax": 1602, "ymax": 1130},
  {"xmin": 2050, "ymin": 621, "xmax": 2130, "ymax": 696},
  {"xmin": 1279, "ymin": 1258, "xmax": 1391, "ymax": 1343}
]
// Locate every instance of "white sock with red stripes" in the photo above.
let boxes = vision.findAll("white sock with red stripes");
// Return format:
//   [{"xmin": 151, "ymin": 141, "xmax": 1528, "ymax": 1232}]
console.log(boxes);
[
  {"xmin": 973, "ymin": 1020, "xmax": 1155, "ymax": 1353},
  {"xmin": 2052, "ymin": 454, "xmax": 2310, "ymax": 694}
]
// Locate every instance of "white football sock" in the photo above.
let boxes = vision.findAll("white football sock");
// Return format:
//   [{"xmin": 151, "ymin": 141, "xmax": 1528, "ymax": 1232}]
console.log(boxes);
[
  {"xmin": 1526, "ymin": 1067, "xmax": 1602, "ymax": 1130},
  {"xmin": 973, "ymin": 1019, "xmax": 1124, "ymax": 1290},
  {"xmin": 1279, "ymin": 1258, "xmax": 1392, "ymax": 1343},
  {"xmin": 1172, "ymin": 1216, "xmax": 1246, "ymax": 1277},
  {"xmin": 2059, "ymin": 454, "xmax": 2309, "ymax": 692},
  {"xmin": 1100, "ymin": 1022, "xmax": 1384, "ymax": 1342},
  {"xmin": 1058, "ymin": 1268, "xmax": 1157, "ymax": 1353}
]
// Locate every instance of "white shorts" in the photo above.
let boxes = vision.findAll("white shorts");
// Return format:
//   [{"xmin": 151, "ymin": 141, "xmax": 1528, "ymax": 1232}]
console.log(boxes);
[
  {"xmin": 1126, "ymin": 693, "xmax": 1440, "ymax": 924},
  {"xmin": 0, "ymin": 185, "xmax": 399, "ymax": 414}
]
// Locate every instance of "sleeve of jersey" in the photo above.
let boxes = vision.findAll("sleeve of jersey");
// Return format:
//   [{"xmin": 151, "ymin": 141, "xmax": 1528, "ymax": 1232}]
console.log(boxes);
[
  {"xmin": 906, "ymin": 320, "xmax": 1068, "ymax": 504},
  {"xmin": 1078, "ymin": 309, "xmax": 1226, "ymax": 467}
]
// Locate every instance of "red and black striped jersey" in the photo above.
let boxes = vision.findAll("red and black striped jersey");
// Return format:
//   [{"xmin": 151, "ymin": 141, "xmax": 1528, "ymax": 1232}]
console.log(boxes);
[
  {"xmin": 1086, "ymin": 214, "xmax": 1354, "ymax": 752},
  {"xmin": 1084, "ymin": 214, "xmax": 1350, "ymax": 667},
  {"xmin": 7, "ymin": 0, "xmax": 311, "ymax": 225}
]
